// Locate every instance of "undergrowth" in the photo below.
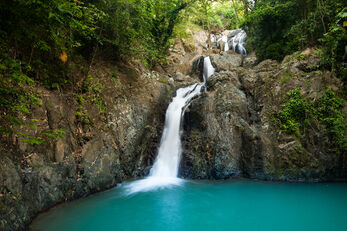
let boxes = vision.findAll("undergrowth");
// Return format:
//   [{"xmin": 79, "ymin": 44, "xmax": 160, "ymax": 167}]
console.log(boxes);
[{"xmin": 275, "ymin": 88, "xmax": 346, "ymax": 153}]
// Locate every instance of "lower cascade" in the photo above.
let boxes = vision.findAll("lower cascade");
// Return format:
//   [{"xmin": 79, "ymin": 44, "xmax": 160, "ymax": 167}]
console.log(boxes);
[{"xmin": 125, "ymin": 57, "xmax": 215, "ymax": 194}]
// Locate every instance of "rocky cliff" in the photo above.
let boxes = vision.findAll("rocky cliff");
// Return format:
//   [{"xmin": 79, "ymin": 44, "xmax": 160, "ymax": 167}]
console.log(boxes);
[
  {"xmin": 0, "ymin": 60, "xmax": 187, "ymax": 230},
  {"xmin": 180, "ymin": 49, "xmax": 346, "ymax": 181}
]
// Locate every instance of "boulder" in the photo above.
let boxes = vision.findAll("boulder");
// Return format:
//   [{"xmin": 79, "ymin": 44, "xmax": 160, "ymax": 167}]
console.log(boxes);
[{"xmin": 210, "ymin": 53, "xmax": 242, "ymax": 71}]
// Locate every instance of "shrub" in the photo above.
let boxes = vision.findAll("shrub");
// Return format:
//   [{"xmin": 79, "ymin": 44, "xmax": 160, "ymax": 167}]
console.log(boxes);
[{"xmin": 275, "ymin": 88, "xmax": 346, "ymax": 153}]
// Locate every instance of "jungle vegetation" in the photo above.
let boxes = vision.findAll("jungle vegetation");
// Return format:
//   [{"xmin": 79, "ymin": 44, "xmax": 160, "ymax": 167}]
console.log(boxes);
[{"xmin": 0, "ymin": 0, "xmax": 345, "ymax": 147}]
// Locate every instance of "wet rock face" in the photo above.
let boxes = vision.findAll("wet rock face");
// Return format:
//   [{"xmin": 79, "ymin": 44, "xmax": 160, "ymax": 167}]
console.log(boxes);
[
  {"xmin": 0, "ymin": 68, "xmax": 175, "ymax": 230},
  {"xmin": 192, "ymin": 56, "xmax": 205, "ymax": 80},
  {"xmin": 180, "ymin": 48, "xmax": 346, "ymax": 181},
  {"xmin": 180, "ymin": 71, "xmax": 251, "ymax": 179}
]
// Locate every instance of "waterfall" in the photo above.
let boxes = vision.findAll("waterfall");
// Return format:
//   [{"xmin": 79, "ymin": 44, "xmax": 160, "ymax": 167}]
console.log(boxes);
[
  {"xmin": 210, "ymin": 34, "xmax": 216, "ymax": 43},
  {"xmin": 216, "ymin": 36, "xmax": 229, "ymax": 51},
  {"xmin": 231, "ymin": 30, "xmax": 247, "ymax": 55},
  {"xmin": 149, "ymin": 84, "xmax": 203, "ymax": 178},
  {"xmin": 222, "ymin": 35, "xmax": 229, "ymax": 51},
  {"xmin": 212, "ymin": 29, "xmax": 247, "ymax": 55},
  {"xmin": 124, "ymin": 58, "xmax": 215, "ymax": 194},
  {"xmin": 203, "ymin": 57, "xmax": 215, "ymax": 83}
]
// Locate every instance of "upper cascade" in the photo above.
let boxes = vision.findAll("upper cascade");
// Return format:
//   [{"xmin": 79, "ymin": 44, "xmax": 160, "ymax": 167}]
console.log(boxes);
[{"xmin": 211, "ymin": 29, "xmax": 247, "ymax": 55}]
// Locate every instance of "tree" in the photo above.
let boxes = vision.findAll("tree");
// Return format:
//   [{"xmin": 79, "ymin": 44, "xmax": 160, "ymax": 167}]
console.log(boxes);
[{"xmin": 243, "ymin": 0, "xmax": 346, "ymax": 62}]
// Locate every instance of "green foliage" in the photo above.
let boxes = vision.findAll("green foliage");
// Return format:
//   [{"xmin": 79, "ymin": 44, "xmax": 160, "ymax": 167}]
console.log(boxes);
[
  {"xmin": 244, "ymin": 0, "xmax": 346, "ymax": 62},
  {"xmin": 82, "ymin": 80, "xmax": 106, "ymax": 113},
  {"xmin": 0, "ymin": 55, "xmax": 35, "ymax": 109},
  {"xmin": 96, "ymin": 0, "xmax": 188, "ymax": 66},
  {"xmin": 158, "ymin": 77, "xmax": 168, "ymax": 83},
  {"xmin": 180, "ymin": 0, "xmax": 243, "ymax": 31},
  {"xmin": 112, "ymin": 66, "xmax": 119, "ymax": 79},
  {"xmin": 0, "ymin": 0, "xmax": 104, "ymax": 89},
  {"xmin": 280, "ymin": 69, "xmax": 294, "ymax": 84},
  {"xmin": 1, "ymin": 122, "xmax": 68, "ymax": 146},
  {"xmin": 82, "ymin": 75, "xmax": 94, "ymax": 93},
  {"xmin": 320, "ymin": 8, "xmax": 347, "ymax": 83},
  {"xmin": 243, "ymin": 0, "xmax": 298, "ymax": 61},
  {"xmin": 22, "ymin": 136, "xmax": 45, "ymax": 146},
  {"xmin": 0, "ymin": 54, "xmax": 44, "ymax": 144},
  {"xmin": 76, "ymin": 111, "xmax": 91, "ymax": 126},
  {"xmin": 21, "ymin": 128, "xmax": 67, "ymax": 145},
  {"xmin": 0, "ymin": 0, "xmax": 188, "ymax": 90},
  {"xmin": 75, "ymin": 94, "xmax": 85, "ymax": 104},
  {"xmin": 277, "ymin": 89, "xmax": 313, "ymax": 137},
  {"xmin": 0, "ymin": 0, "xmax": 189, "ymax": 146},
  {"xmin": 0, "ymin": 51, "xmax": 69, "ymax": 146},
  {"xmin": 213, "ymin": 4, "xmax": 240, "ymax": 29},
  {"xmin": 316, "ymin": 88, "xmax": 346, "ymax": 151},
  {"xmin": 276, "ymin": 88, "xmax": 346, "ymax": 153},
  {"xmin": 32, "ymin": 164, "xmax": 44, "ymax": 168},
  {"xmin": 42, "ymin": 129, "xmax": 68, "ymax": 140},
  {"xmin": 294, "ymin": 53, "xmax": 306, "ymax": 61},
  {"xmin": 172, "ymin": 22, "xmax": 197, "ymax": 39},
  {"xmin": 74, "ymin": 94, "xmax": 92, "ymax": 126},
  {"xmin": 92, "ymin": 82, "xmax": 106, "ymax": 113}
]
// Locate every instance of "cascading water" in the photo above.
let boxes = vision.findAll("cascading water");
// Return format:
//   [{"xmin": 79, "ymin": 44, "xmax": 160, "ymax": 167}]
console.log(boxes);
[
  {"xmin": 216, "ymin": 36, "xmax": 229, "ymax": 52},
  {"xmin": 210, "ymin": 34, "xmax": 216, "ymax": 43},
  {"xmin": 231, "ymin": 30, "xmax": 247, "ymax": 55},
  {"xmin": 212, "ymin": 29, "xmax": 247, "ymax": 55},
  {"xmin": 203, "ymin": 56, "xmax": 215, "ymax": 83},
  {"xmin": 124, "ymin": 59, "xmax": 214, "ymax": 194},
  {"xmin": 149, "ymin": 84, "xmax": 203, "ymax": 178},
  {"xmin": 222, "ymin": 35, "xmax": 229, "ymax": 51}
]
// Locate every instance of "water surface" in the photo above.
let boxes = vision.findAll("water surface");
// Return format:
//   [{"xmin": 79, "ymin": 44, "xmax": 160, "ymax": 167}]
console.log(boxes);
[{"xmin": 31, "ymin": 180, "xmax": 347, "ymax": 231}]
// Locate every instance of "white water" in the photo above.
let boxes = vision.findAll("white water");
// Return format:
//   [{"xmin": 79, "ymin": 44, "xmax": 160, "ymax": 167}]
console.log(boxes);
[
  {"xmin": 222, "ymin": 35, "xmax": 229, "ymax": 51},
  {"xmin": 203, "ymin": 56, "xmax": 215, "ymax": 83},
  {"xmin": 212, "ymin": 29, "xmax": 247, "ymax": 55},
  {"xmin": 125, "ymin": 86, "xmax": 207, "ymax": 193},
  {"xmin": 150, "ymin": 84, "xmax": 203, "ymax": 177},
  {"xmin": 210, "ymin": 34, "xmax": 216, "ymax": 43},
  {"xmin": 124, "ymin": 57, "xmax": 215, "ymax": 194},
  {"xmin": 231, "ymin": 30, "xmax": 247, "ymax": 55}
]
